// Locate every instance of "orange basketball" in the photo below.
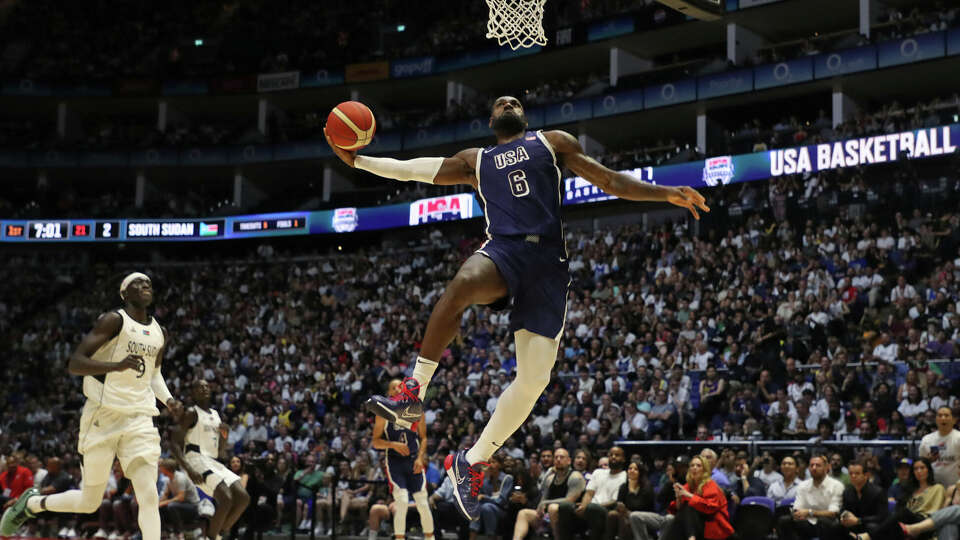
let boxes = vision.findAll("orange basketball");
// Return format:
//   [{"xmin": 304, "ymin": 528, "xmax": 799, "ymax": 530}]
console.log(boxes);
[{"xmin": 326, "ymin": 101, "xmax": 377, "ymax": 150}]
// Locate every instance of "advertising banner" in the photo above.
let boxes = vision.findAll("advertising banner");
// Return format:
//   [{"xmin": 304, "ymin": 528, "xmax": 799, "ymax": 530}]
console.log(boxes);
[
  {"xmin": 698, "ymin": 68, "xmax": 754, "ymax": 99},
  {"xmin": 545, "ymin": 98, "xmax": 593, "ymax": 125},
  {"xmin": 878, "ymin": 31, "xmax": 945, "ymax": 68},
  {"xmin": 345, "ymin": 61, "xmax": 390, "ymax": 82},
  {"xmin": 592, "ymin": 89, "xmax": 644, "ymax": 118},
  {"xmin": 257, "ymin": 71, "xmax": 300, "ymax": 92},
  {"xmin": 588, "ymin": 15, "xmax": 635, "ymax": 42},
  {"xmin": 814, "ymin": 45, "xmax": 877, "ymax": 78},
  {"xmin": 391, "ymin": 56, "xmax": 435, "ymax": 78},
  {"xmin": 300, "ymin": 69, "xmax": 346, "ymax": 87},
  {"xmin": 754, "ymin": 57, "xmax": 813, "ymax": 89},
  {"xmin": 644, "ymin": 78, "xmax": 696, "ymax": 108}
]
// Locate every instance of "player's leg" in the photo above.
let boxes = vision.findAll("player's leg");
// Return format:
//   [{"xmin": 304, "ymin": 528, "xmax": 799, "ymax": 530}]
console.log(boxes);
[
  {"xmin": 391, "ymin": 488, "xmax": 410, "ymax": 540},
  {"xmin": 467, "ymin": 329, "xmax": 558, "ymax": 463},
  {"xmin": 411, "ymin": 487, "xmax": 434, "ymax": 540},
  {"xmin": 209, "ymin": 482, "xmax": 235, "ymax": 540},
  {"xmin": 126, "ymin": 457, "xmax": 161, "ymax": 540},
  {"xmin": 18, "ymin": 443, "xmax": 112, "ymax": 517},
  {"xmin": 365, "ymin": 254, "xmax": 508, "ymax": 425},
  {"xmin": 221, "ymin": 481, "xmax": 250, "ymax": 535}
]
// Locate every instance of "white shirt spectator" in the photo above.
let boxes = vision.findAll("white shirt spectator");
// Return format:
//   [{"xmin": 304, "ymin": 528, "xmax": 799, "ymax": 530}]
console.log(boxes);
[
  {"xmin": 920, "ymin": 429, "xmax": 960, "ymax": 486},
  {"xmin": 585, "ymin": 468, "xmax": 627, "ymax": 505},
  {"xmin": 890, "ymin": 283, "xmax": 918, "ymax": 303},
  {"xmin": 873, "ymin": 342, "xmax": 899, "ymax": 363},
  {"xmin": 754, "ymin": 469, "xmax": 783, "ymax": 488},
  {"xmin": 767, "ymin": 400, "xmax": 796, "ymax": 417},
  {"xmin": 898, "ymin": 398, "xmax": 929, "ymax": 418},
  {"xmin": 794, "ymin": 476, "xmax": 843, "ymax": 524}
]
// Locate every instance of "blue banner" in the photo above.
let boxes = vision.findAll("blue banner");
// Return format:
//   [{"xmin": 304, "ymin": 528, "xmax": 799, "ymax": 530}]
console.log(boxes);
[
  {"xmin": 698, "ymin": 68, "xmax": 753, "ymax": 99},
  {"xmin": 79, "ymin": 151, "xmax": 128, "ymax": 167},
  {"xmin": 31, "ymin": 150, "xmax": 78, "ymax": 167},
  {"xmin": 130, "ymin": 148, "xmax": 178, "ymax": 167},
  {"xmin": 390, "ymin": 56, "xmax": 435, "ymax": 78},
  {"xmin": 455, "ymin": 118, "xmax": 491, "ymax": 141},
  {"xmin": 365, "ymin": 131, "xmax": 403, "ymax": 154},
  {"xmin": 588, "ymin": 15, "xmax": 635, "ymax": 42},
  {"xmin": 545, "ymin": 98, "xmax": 593, "ymax": 125},
  {"xmin": 162, "ymin": 80, "xmax": 209, "ymax": 96},
  {"xmin": 229, "ymin": 145, "xmax": 274, "ymax": 164},
  {"xmin": 524, "ymin": 107, "xmax": 546, "ymax": 129},
  {"xmin": 1, "ymin": 79, "xmax": 52, "ymax": 96},
  {"xmin": 815, "ymin": 45, "xmax": 877, "ymax": 78},
  {"xmin": 436, "ymin": 48, "xmax": 500, "ymax": 72},
  {"xmin": 592, "ymin": 89, "xmax": 644, "ymax": 118},
  {"xmin": 57, "ymin": 83, "xmax": 112, "ymax": 97},
  {"xmin": 404, "ymin": 124, "xmax": 456, "ymax": 150},
  {"xmin": 754, "ymin": 57, "xmax": 814, "ymax": 89},
  {"xmin": 499, "ymin": 45, "xmax": 542, "ymax": 60},
  {"xmin": 950, "ymin": 28, "xmax": 960, "ymax": 56},
  {"xmin": 644, "ymin": 78, "xmax": 696, "ymax": 108},
  {"xmin": 300, "ymin": 68, "xmax": 345, "ymax": 87},
  {"xmin": 878, "ymin": 32, "xmax": 946, "ymax": 68},
  {"xmin": 273, "ymin": 141, "xmax": 331, "ymax": 161},
  {"xmin": 0, "ymin": 150, "xmax": 26, "ymax": 167},
  {"xmin": 179, "ymin": 147, "xmax": 228, "ymax": 166}
]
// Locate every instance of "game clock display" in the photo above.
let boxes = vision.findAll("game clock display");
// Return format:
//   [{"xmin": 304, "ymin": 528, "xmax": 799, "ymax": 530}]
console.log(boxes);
[{"xmin": 28, "ymin": 221, "xmax": 70, "ymax": 239}]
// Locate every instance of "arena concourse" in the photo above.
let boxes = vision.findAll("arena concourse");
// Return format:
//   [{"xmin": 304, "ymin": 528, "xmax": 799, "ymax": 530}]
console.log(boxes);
[{"xmin": 1, "ymin": 1, "xmax": 960, "ymax": 540}]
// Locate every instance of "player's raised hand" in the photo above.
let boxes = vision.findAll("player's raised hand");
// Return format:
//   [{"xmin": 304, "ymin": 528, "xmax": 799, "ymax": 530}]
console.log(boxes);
[
  {"xmin": 666, "ymin": 186, "xmax": 710, "ymax": 220},
  {"xmin": 324, "ymin": 127, "xmax": 357, "ymax": 168},
  {"xmin": 166, "ymin": 398, "xmax": 184, "ymax": 420}
]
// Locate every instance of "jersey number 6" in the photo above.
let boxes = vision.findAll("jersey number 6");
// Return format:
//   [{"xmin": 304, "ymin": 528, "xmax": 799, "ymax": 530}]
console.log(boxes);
[{"xmin": 508, "ymin": 170, "xmax": 530, "ymax": 197}]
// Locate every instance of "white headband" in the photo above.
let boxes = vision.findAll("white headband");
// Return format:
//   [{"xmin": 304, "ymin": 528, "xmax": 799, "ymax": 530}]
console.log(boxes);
[{"xmin": 120, "ymin": 272, "xmax": 150, "ymax": 298}]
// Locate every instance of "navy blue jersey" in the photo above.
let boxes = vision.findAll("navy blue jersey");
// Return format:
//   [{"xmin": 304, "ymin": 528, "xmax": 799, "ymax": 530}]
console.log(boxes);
[
  {"xmin": 384, "ymin": 420, "xmax": 419, "ymax": 458},
  {"xmin": 476, "ymin": 130, "xmax": 564, "ymax": 239}
]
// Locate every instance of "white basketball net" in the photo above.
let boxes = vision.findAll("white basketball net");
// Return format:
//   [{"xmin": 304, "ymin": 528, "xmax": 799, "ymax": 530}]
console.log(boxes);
[{"xmin": 485, "ymin": 0, "xmax": 548, "ymax": 50}]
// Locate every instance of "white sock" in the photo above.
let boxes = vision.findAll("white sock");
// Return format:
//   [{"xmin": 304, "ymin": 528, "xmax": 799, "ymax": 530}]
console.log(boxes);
[
  {"xmin": 411, "ymin": 356, "xmax": 438, "ymax": 399},
  {"xmin": 466, "ymin": 330, "xmax": 559, "ymax": 465},
  {"xmin": 368, "ymin": 529, "xmax": 377, "ymax": 540}
]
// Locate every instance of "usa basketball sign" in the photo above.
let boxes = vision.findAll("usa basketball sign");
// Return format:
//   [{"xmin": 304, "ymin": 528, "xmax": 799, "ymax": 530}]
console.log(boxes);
[{"xmin": 409, "ymin": 194, "xmax": 474, "ymax": 226}]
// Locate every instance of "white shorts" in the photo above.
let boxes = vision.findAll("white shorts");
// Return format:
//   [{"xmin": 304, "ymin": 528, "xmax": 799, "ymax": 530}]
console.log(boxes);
[
  {"xmin": 184, "ymin": 452, "xmax": 241, "ymax": 496},
  {"xmin": 78, "ymin": 402, "xmax": 161, "ymax": 486}
]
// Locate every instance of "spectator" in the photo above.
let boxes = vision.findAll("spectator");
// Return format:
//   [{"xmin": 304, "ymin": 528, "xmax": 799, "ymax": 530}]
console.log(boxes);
[
  {"xmin": 157, "ymin": 459, "xmax": 201, "ymax": 538},
  {"xmin": 887, "ymin": 458, "xmax": 914, "ymax": 502},
  {"xmin": 852, "ymin": 457, "xmax": 944, "ymax": 540},
  {"xmin": 768, "ymin": 455, "xmax": 802, "ymax": 504},
  {"xmin": 610, "ymin": 460, "xmax": 654, "ymax": 540},
  {"xmin": 776, "ymin": 454, "xmax": 843, "ymax": 540},
  {"xmin": 664, "ymin": 455, "xmax": 733, "ymax": 540},
  {"xmin": 557, "ymin": 447, "xmax": 626, "ymax": 540},
  {"xmin": 838, "ymin": 461, "xmax": 886, "ymax": 539},
  {"xmin": 828, "ymin": 453, "xmax": 851, "ymax": 487},
  {"xmin": 920, "ymin": 406, "xmax": 960, "ymax": 486},
  {"xmin": 753, "ymin": 455, "xmax": 783, "ymax": 489},
  {"xmin": 731, "ymin": 454, "xmax": 766, "ymax": 504},
  {"xmin": 0, "ymin": 452, "xmax": 33, "ymax": 510},
  {"xmin": 513, "ymin": 448, "xmax": 585, "ymax": 540},
  {"xmin": 293, "ymin": 453, "xmax": 323, "ymax": 531}
]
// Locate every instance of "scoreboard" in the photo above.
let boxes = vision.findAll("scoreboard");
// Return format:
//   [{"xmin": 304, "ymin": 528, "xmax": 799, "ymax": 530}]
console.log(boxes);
[{"xmin": 1, "ymin": 215, "xmax": 305, "ymax": 243}]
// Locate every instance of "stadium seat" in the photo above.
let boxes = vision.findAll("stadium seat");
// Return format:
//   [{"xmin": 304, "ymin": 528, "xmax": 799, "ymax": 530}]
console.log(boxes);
[{"xmin": 733, "ymin": 497, "xmax": 776, "ymax": 538}]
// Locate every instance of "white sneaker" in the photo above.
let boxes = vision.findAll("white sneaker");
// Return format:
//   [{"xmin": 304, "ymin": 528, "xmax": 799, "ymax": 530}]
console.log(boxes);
[
  {"xmin": 108, "ymin": 532, "xmax": 121, "ymax": 540},
  {"xmin": 298, "ymin": 519, "xmax": 308, "ymax": 530},
  {"xmin": 95, "ymin": 529, "xmax": 110, "ymax": 539},
  {"xmin": 58, "ymin": 527, "xmax": 70, "ymax": 538},
  {"xmin": 314, "ymin": 525, "xmax": 324, "ymax": 537},
  {"xmin": 191, "ymin": 527, "xmax": 204, "ymax": 540},
  {"xmin": 67, "ymin": 528, "xmax": 78, "ymax": 538}
]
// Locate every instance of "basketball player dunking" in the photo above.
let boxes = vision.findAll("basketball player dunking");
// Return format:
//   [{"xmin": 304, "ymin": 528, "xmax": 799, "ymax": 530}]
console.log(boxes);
[
  {"xmin": 171, "ymin": 380, "xmax": 250, "ymax": 540},
  {"xmin": 325, "ymin": 96, "xmax": 709, "ymax": 521},
  {"xmin": 1, "ymin": 272, "xmax": 183, "ymax": 540}
]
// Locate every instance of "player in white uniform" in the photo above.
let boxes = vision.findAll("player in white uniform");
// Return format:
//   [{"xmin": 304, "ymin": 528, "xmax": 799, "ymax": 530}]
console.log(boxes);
[
  {"xmin": 171, "ymin": 380, "xmax": 249, "ymax": 540},
  {"xmin": 1, "ymin": 272, "xmax": 183, "ymax": 540}
]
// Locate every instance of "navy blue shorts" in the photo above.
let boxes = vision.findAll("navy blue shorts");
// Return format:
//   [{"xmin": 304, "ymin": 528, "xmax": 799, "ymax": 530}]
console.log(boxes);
[
  {"xmin": 385, "ymin": 455, "xmax": 426, "ymax": 494},
  {"xmin": 477, "ymin": 235, "xmax": 570, "ymax": 339}
]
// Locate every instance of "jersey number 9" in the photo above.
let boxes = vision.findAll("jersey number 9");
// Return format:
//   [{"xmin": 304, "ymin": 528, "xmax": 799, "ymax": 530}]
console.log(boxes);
[{"xmin": 508, "ymin": 170, "xmax": 530, "ymax": 198}]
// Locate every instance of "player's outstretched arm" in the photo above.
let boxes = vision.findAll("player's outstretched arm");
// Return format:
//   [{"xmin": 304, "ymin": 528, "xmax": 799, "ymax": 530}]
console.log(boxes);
[
  {"xmin": 324, "ymin": 128, "xmax": 479, "ymax": 187},
  {"xmin": 69, "ymin": 312, "xmax": 143, "ymax": 376},
  {"xmin": 544, "ymin": 130, "xmax": 710, "ymax": 219}
]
